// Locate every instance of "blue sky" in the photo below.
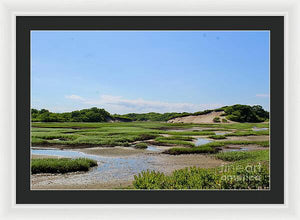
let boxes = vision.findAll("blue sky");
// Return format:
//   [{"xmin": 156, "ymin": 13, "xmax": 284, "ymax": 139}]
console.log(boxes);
[{"xmin": 31, "ymin": 31, "xmax": 270, "ymax": 114}]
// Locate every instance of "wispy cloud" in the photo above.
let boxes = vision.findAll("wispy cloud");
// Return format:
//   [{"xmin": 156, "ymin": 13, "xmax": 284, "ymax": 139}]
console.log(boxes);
[
  {"xmin": 65, "ymin": 95, "xmax": 86, "ymax": 101},
  {"xmin": 256, "ymin": 94, "xmax": 269, "ymax": 98},
  {"xmin": 65, "ymin": 94, "xmax": 223, "ymax": 114}
]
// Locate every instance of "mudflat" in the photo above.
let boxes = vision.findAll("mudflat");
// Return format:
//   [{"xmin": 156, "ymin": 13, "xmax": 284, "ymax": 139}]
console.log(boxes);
[{"xmin": 31, "ymin": 152, "xmax": 227, "ymax": 190}]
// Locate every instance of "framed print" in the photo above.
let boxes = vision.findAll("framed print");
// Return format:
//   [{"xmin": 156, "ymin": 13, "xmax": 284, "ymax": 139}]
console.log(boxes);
[{"xmin": 16, "ymin": 16, "xmax": 284, "ymax": 204}]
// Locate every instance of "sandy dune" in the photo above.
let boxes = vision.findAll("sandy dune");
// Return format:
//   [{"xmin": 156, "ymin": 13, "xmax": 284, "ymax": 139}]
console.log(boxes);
[{"xmin": 168, "ymin": 111, "xmax": 234, "ymax": 124}]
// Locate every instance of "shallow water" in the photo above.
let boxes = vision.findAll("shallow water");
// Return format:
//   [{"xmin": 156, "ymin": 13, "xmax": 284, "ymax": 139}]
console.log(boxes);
[
  {"xmin": 215, "ymin": 132, "xmax": 226, "ymax": 135},
  {"xmin": 252, "ymin": 127, "xmax": 269, "ymax": 131},
  {"xmin": 146, "ymin": 145, "xmax": 162, "ymax": 152},
  {"xmin": 222, "ymin": 148, "xmax": 249, "ymax": 152},
  {"xmin": 195, "ymin": 138, "xmax": 211, "ymax": 146},
  {"xmin": 32, "ymin": 149, "xmax": 100, "ymax": 160},
  {"xmin": 31, "ymin": 149, "xmax": 156, "ymax": 183}
]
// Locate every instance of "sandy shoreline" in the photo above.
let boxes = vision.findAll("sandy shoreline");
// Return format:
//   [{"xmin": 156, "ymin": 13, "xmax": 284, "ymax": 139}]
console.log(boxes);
[{"xmin": 31, "ymin": 154, "xmax": 60, "ymax": 159}]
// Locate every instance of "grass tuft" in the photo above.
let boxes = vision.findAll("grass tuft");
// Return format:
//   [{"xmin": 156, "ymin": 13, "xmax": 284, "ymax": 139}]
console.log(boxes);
[
  {"xmin": 165, "ymin": 146, "xmax": 217, "ymax": 155},
  {"xmin": 208, "ymin": 135, "xmax": 227, "ymax": 140},
  {"xmin": 31, "ymin": 158, "xmax": 97, "ymax": 174},
  {"xmin": 154, "ymin": 137, "xmax": 195, "ymax": 147},
  {"xmin": 134, "ymin": 143, "xmax": 148, "ymax": 149}
]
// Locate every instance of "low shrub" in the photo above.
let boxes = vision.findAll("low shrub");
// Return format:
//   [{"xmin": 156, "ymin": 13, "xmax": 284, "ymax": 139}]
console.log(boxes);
[
  {"xmin": 221, "ymin": 118, "xmax": 228, "ymax": 123},
  {"xmin": 133, "ymin": 164, "xmax": 269, "ymax": 190},
  {"xmin": 213, "ymin": 117, "xmax": 221, "ymax": 123}
]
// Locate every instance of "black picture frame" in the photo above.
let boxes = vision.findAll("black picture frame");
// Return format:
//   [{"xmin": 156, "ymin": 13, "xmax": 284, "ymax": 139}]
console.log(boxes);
[{"xmin": 16, "ymin": 16, "xmax": 284, "ymax": 204}]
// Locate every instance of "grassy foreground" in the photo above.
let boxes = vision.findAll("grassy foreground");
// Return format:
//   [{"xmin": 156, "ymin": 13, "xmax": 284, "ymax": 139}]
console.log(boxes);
[
  {"xmin": 31, "ymin": 158, "xmax": 98, "ymax": 174},
  {"xmin": 133, "ymin": 150, "xmax": 269, "ymax": 189}
]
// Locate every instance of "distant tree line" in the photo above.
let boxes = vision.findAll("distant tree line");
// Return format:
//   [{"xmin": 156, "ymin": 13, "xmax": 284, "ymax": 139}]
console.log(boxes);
[
  {"xmin": 112, "ymin": 112, "xmax": 192, "ymax": 122},
  {"xmin": 223, "ymin": 104, "xmax": 269, "ymax": 122},
  {"xmin": 31, "ymin": 104, "xmax": 269, "ymax": 123},
  {"xmin": 31, "ymin": 107, "xmax": 111, "ymax": 122}
]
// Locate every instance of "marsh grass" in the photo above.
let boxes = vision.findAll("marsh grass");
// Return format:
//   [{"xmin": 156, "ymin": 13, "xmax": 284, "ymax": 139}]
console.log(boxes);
[
  {"xmin": 208, "ymin": 135, "xmax": 227, "ymax": 140},
  {"xmin": 31, "ymin": 158, "xmax": 97, "ymax": 174},
  {"xmin": 215, "ymin": 151, "xmax": 255, "ymax": 161},
  {"xmin": 32, "ymin": 121, "xmax": 269, "ymax": 130},
  {"xmin": 157, "ymin": 136, "xmax": 195, "ymax": 141},
  {"xmin": 165, "ymin": 146, "xmax": 217, "ymax": 155},
  {"xmin": 166, "ymin": 131, "xmax": 215, "ymax": 136},
  {"xmin": 134, "ymin": 143, "xmax": 148, "ymax": 149},
  {"xmin": 31, "ymin": 126, "xmax": 159, "ymax": 146},
  {"xmin": 225, "ymin": 130, "xmax": 269, "ymax": 137},
  {"xmin": 133, "ymin": 165, "xmax": 269, "ymax": 189},
  {"xmin": 208, "ymin": 140, "xmax": 270, "ymax": 147},
  {"xmin": 31, "ymin": 122, "xmax": 269, "ymax": 148},
  {"xmin": 133, "ymin": 149, "xmax": 270, "ymax": 189},
  {"xmin": 215, "ymin": 149, "xmax": 269, "ymax": 163},
  {"xmin": 164, "ymin": 140, "xmax": 269, "ymax": 155},
  {"xmin": 155, "ymin": 137, "xmax": 195, "ymax": 147},
  {"xmin": 30, "ymin": 122, "xmax": 270, "ymax": 190}
]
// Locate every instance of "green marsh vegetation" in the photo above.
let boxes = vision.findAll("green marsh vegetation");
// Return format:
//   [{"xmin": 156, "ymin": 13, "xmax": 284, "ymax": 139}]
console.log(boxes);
[
  {"xmin": 31, "ymin": 121, "xmax": 269, "ymax": 189},
  {"xmin": 224, "ymin": 130, "xmax": 269, "ymax": 136},
  {"xmin": 31, "ymin": 120, "xmax": 269, "ymax": 150},
  {"xmin": 165, "ymin": 146, "xmax": 217, "ymax": 155},
  {"xmin": 164, "ymin": 140, "xmax": 269, "ymax": 155},
  {"xmin": 208, "ymin": 135, "xmax": 227, "ymax": 140},
  {"xmin": 215, "ymin": 150, "xmax": 269, "ymax": 162},
  {"xmin": 31, "ymin": 124, "xmax": 161, "ymax": 147},
  {"xmin": 166, "ymin": 131, "xmax": 215, "ymax": 136},
  {"xmin": 31, "ymin": 158, "xmax": 98, "ymax": 174},
  {"xmin": 134, "ymin": 143, "xmax": 148, "ymax": 149},
  {"xmin": 133, "ymin": 150, "xmax": 270, "ymax": 189},
  {"xmin": 207, "ymin": 130, "xmax": 269, "ymax": 140},
  {"xmin": 154, "ymin": 137, "xmax": 196, "ymax": 147}
]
